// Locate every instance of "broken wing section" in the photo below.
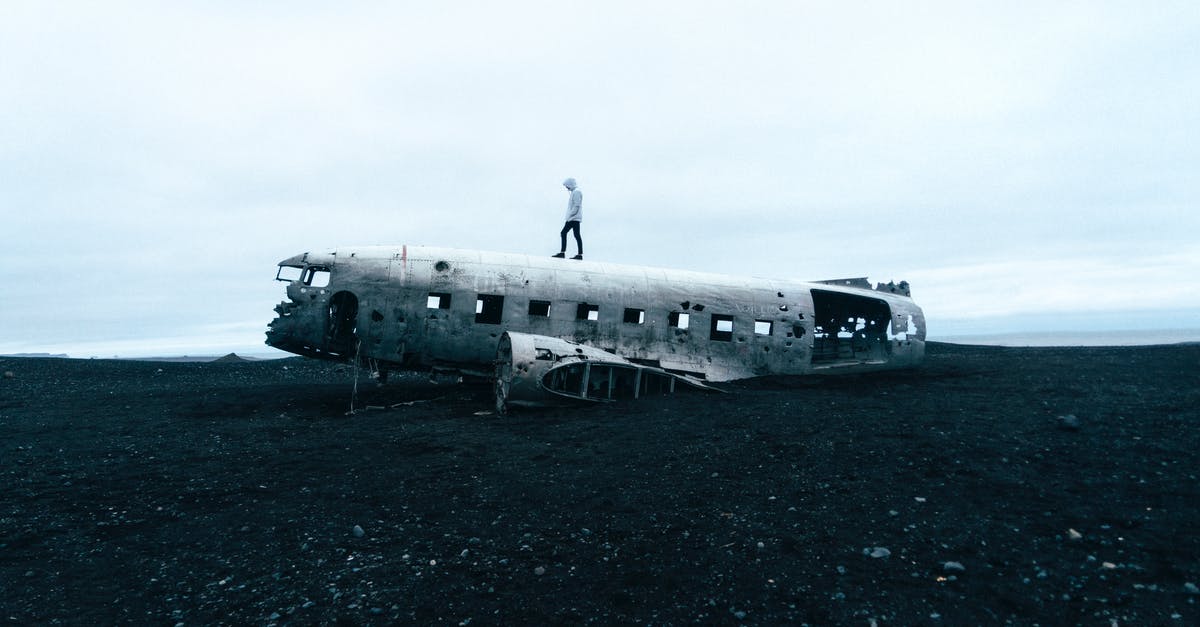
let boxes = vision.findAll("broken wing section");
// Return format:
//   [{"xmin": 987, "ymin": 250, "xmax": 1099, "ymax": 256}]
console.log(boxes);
[{"xmin": 494, "ymin": 332, "xmax": 717, "ymax": 413}]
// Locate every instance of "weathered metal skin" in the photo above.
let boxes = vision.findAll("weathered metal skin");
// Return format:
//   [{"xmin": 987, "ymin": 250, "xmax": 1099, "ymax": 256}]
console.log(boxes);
[{"xmin": 265, "ymin": 245, "xmax": 926, "ymax": 384}]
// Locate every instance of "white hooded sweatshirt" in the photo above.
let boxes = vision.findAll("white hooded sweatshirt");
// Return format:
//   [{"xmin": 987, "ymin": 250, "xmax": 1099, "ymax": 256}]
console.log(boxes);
[{"xmin": 563, "ymin": 178, "xmax": 583, "ymax": 222}]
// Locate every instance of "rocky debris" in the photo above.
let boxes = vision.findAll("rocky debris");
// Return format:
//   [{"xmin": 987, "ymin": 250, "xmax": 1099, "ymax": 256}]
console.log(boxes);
[
  {"xmin": 1, "ymin": 344, "xmax": 1198, "ymax": 624},
  {"xmin": 866, "ymin": 547, "xmax": 891, "ymax": 559},
  {"xmin": 1057, "ymin": 414, "xmax": 1081, "ymax": 430},
  {"xmin": 943, "ymin": 561, "xmax": 966, "ymax": 572}
]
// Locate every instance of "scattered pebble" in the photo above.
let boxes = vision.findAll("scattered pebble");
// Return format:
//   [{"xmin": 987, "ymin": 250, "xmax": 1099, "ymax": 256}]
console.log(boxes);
[
  {"xmin": 1101, "ymin": 562, "xmax": 1117, "ymax": 570},
  {"xmin": 1057, "ymin": 414, "xmax": 1080, "ymax": 430},
  {"xmin": 352, "ymin": 525, "xmax": 365, "ymax": 538},
  {"xmin": 1184, "ymin": 582, "xmax": 1199, "ymax": 595},
  {"xmin": 3, "ymin": 371, "xmax": 14, "ymax": 379},
  {"xmin": 866, "ymin": 547, "xmax": 891, "ymax": 559},
  {"xmin": 534, "ymin": 566, "xmax": 546, "ymax": 576},
  {"xmin": 943, "ymin": 561, "xmax": 965, "ymax": 572},
  {"xmin": 1067, "ymin": 528, "xmax": 1083, "ymax": 541}
]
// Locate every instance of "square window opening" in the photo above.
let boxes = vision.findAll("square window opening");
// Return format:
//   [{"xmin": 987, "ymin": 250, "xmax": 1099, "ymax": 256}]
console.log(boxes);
[
  {"xmin": 623, "ymin": 308, "xmax": 645, "ymax": 324},
  {"xmin": 754, "ymin": 320, "xmax": 772, "ymax": 335},
  {"xmin": 576, "ymin": 303, "xmax": 599, "ymax": 321},
  {"xmin": 427, "ymin": 292, "xmax": 452, "ymax": 309},
  {"xmin": 528, "ymin": 300, "xmax": 551, "ymax": 317},
  {"xmin": 710, "ymin": 314, "xmax": 734, "ymax": 341},
  {"xmin": 669, "ymin": 311, "xmax": 690, "ymax": 329},
  {"xmin": 475, "ymin": 294, "xmax": 504, "ymax": 324}
]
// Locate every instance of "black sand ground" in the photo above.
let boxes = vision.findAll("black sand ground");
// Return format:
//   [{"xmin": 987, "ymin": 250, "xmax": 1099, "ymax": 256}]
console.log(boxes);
[{"xmin": 2, "ymin": 342, "xmax": 1198, "ymax": 625}]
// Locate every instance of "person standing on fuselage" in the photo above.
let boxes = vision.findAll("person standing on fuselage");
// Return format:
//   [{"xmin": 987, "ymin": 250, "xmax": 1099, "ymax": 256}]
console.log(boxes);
[{"xmin": 553, "ymin": 177, "xmax": 583, "ymax": 260}]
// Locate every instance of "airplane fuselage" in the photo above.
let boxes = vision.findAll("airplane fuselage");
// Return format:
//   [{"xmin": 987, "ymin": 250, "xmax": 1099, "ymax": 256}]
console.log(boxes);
[{"xmin": 265, "ymin": 246, "xmax": 925, "ymax": 382}]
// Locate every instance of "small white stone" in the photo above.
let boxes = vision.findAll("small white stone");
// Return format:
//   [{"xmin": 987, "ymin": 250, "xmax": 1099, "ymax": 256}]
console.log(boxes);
[
  {"xmin": 534, "ymin": 566, "xmax": 546, "ymax": 576},
  {"xmin": 1067, "ymin": 528, "xmax": 1083, "ymax": 541}
]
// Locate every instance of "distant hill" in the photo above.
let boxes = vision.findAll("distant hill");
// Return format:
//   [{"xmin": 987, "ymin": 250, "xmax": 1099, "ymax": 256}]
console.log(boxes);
[
  {"xmin": 111, "ymin": 354, "xmax": 263, "ymax": 363},
  {"xmin": 211, "ymin": 353, "xmax": 251, "ymax": 363}
]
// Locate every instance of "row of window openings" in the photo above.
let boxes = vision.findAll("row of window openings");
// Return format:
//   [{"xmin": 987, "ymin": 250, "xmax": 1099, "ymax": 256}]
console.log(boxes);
[{"xmin": 427, "ymin": 292, "xmax": 781, "ymax": 340}]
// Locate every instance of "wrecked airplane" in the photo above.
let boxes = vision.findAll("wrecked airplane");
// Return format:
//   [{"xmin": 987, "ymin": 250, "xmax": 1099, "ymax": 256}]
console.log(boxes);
[{"xmin": 265, "ymin": 246, "xmax": 926, "ymax": 411}]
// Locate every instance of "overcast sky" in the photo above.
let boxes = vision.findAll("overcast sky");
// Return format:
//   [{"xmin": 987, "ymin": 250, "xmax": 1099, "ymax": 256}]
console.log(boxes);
[{"xmin": 2, "ymin": 1, "xmax": 1198, "ymax": 357}]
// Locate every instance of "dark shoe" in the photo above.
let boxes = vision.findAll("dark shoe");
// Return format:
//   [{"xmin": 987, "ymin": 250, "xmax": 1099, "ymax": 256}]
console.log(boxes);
[
  {"xmin": 571, "ymin": 254, "xmax": 583, "ymax": 260},
  {"xmin": 552, "ymin": 252, "xmax": 565, "ymax": 258}
]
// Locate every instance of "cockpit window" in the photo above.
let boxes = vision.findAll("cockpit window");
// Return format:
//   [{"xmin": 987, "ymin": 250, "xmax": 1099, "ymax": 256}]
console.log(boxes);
[
  {"xmin": 302, "ymin": 267, "xmax": 331, "ymax": 287},
  {"xmin": 277, "ymin": 265, "xmax": 331, "ymax": 286},
  {"xmin": 276, "ymin": 265, "xmax": 304, "ymax": 282}
]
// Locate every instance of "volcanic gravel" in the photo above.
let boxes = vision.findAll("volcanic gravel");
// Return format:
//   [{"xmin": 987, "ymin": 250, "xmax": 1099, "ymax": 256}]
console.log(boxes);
[{"xmin": 2, "ymin": 342, "xmax": 1198, "ymax": 624}]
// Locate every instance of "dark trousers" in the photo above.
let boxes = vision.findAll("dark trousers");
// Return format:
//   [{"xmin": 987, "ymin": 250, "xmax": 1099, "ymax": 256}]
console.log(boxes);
[{"xmin": 559, "ymin": 220, "xmax": 582, "ymax": 254}]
